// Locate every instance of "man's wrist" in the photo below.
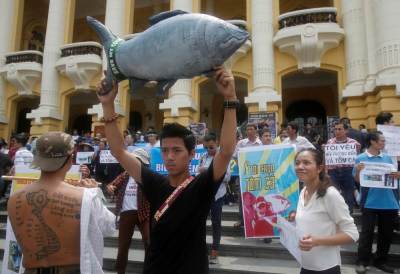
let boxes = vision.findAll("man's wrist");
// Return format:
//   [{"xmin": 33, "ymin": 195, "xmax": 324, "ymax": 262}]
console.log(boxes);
[{"xmin": 224, "ymin": 96, "xmax": 237, "ymax": 101}]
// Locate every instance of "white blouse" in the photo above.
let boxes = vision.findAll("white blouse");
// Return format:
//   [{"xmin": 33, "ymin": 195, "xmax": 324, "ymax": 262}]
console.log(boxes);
[{"xmin": 296, "ymin": 186, "xmax": 359, "ymax": 271}]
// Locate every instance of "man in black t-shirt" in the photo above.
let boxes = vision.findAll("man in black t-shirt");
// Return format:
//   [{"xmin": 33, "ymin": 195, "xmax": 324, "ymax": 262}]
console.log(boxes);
[{"xmin": 97, "ymin": 67, "xmax": 238, "ymax": 274}]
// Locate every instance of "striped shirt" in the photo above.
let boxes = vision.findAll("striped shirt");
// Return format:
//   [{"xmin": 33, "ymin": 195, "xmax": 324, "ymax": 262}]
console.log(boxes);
[{"xmin": 325, "ymin": 137, "xmax": 361, "ymax": 169}]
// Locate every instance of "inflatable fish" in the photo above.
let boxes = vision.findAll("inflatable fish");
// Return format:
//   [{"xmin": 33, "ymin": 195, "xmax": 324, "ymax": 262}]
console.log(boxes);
[
  {"xmin": 263, "ymin": 194, "xmax": 291, "ymax": 214},
  {"xmin": 86, "ymin": 10, "xmax": 249, "ymax": 95}
]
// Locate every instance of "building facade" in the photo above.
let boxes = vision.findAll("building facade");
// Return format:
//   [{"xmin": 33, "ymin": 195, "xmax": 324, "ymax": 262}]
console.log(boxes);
[{"xmin": 0, "ymin": 0, "xmax": 399, "ymax": 139}]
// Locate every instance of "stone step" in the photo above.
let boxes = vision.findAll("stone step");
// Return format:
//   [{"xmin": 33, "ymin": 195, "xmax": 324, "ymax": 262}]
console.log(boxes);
[
  {"xmin": 101, "ymin": 245, "xmax": 387, "ymax": 274},
  {"xmin": 103, "ymin": 230, "xmax": 400, "ymax": 267},
  {"xmin": 0, "ymin": 237, "xmax": 394, "ymax": 274}
]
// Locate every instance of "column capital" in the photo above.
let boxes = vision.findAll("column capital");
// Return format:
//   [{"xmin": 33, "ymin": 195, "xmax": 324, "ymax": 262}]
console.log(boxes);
[
  {"xmin": 87, "ymin": 102, "xmax": 125, "ymax": 119},
  {"xmin": 27, "ymin": 106, "xmax": 62, "ymax": 124},
  {"xmin": 245, "ymin": 89, "xmax": 281, "ymax": 112}
]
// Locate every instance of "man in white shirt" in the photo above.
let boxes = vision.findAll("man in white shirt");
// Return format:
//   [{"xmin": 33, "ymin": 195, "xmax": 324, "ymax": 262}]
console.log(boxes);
[
  {"xmin": 233, "ymin": 123, "xmax": 262, "ymax": 228},
  {"xmin": 144, "ymin": 130, "xmax": 160, "ymax": 154},
  {"xmin": 13, "ymin": 133, "xmax": 34, "ymax": 166},
  {"xmin": 282, "ymin": 122, "xmax": 315, "ymax": 151}
]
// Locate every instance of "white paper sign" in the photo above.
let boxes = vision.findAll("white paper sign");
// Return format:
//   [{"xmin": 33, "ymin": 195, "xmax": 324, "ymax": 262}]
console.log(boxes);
[
  {"xmin": 100, "ymin": 150, "xmax": 119, "ymax": 163},
  {"xmin": 324, "ymin": 143, "xmax": 358, "ymax": 166},
  {"xmin": 76, "ymin": 151, "xmax": 94, "ymax": 164},
  {"xmin": 360, "ymin": 162, "xmax": 398, "ymax": 189},
  {"xmin": 377, "ymin": 125, "xmax": 400, "ymax": 156},
  {"xmin": 277, "ymin": 215, "xmax": 302, "ymax": 265}
]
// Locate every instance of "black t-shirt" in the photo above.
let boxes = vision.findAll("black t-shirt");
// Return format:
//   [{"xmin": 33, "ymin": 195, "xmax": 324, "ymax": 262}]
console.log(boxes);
[{"xmin": 140, "ymin": 163, "xmax": 224, "ymax": 274}]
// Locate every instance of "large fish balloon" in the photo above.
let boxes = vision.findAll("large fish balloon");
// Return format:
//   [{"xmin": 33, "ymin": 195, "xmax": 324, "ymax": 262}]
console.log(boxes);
[{"xmin": 86, "ymin": 10, "xmax": 249, "ymax": 95}]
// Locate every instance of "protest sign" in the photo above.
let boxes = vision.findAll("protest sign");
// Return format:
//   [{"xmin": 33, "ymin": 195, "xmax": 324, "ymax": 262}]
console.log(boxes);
[
  {"xmin": 248, "ymin": 112, "xmax": 277, "ymax": 138},
  {"xmin": 360, "ymin": 162, "xmax": 398, "ymax": 189},
  {"xmin": 377, "ymin": 125, "xmax": 400, "ymax": 156},
  {"xmin": 228, "ymin": 159, "xmax": 239, "ymax": 177},
  {"xmin": 324, "ymin": 143, "xmax": 358, "ymax": 167},
  {"xmin": 150, "ymin": 147, "xmax": 206, "ymax": 175},
  {"xmin": 238, "ymin": 144, "xmax": 299, "ymax": 238},
  {"xmin": 277, "ymin": 215, "xmax": 302, "ymax": 265},
  {"xmin": 100, "ymin": 150, "xmax": 119, "ymax": 163},
  {"xmin": 76, "ymin": 151, "xmax": 94, "ymax": 164},
  {"xmin": 2, "ymin": 165, "xmax": 80, "ymax": 274},
  {"xmin": 188, "ymin": 123, "xmax": 207, "ymax": 138},
  {"xmin": 327, "ymin": 116, "xmax": 339, "ymax": 140}
]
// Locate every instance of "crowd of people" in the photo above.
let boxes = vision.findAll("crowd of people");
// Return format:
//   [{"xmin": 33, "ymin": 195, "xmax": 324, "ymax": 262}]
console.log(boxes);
[{"xmin": 1, "ymin": 67, "xmax": 399, "ymax": 274}]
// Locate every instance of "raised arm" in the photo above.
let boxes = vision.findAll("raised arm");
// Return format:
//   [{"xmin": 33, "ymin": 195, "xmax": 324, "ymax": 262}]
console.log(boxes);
[
  {"xmin": 97, "ymin": 80, "xmax": 142, "ymax": 183},
  {"xmin": 212, "ymin": 68, "xmax": 237, "ymax": 182}
]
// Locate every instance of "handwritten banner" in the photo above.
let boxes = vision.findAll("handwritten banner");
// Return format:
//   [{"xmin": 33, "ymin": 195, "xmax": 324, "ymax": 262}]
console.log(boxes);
[
  {"xmin": 324, "ymin": 143, "xmax": 358, "ymax": 167},
  {"xmin": 238, "ymin": 144, "xmax": 299, "ymax": 238},
  {"xmin": 99, "ymin": 150, "xmax": 118, "ymax": 164}
]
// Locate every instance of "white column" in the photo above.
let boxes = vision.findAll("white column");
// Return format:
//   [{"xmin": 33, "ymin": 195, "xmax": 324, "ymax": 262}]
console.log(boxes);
[
  {"xmin": 89, "ymin": 0, "xmax": 126, "ymax": 118},
  {"xmin": 341, "ymin": 0, "xmax": 368, "ymax": 97},
  {"xmin": 0, "ymin": 0, "xmax": 16, "ymax": 123},
  {"xmin": 27, "ymin": 0, "xmax": 68, "ymax": 123},
  {"xmin": 159, "ymin": 0, "xmax": 196, "ymax": 117},
  {"xmin": 245, "ymin": 0, "xmax": 280, "ymax": 111},
  {"xmin": 363, "ymin": 0, "xmax": 377, "ymax": 91},
  {"xmin": 372, "ymin": 0, "xmax": 400, "ymax": 94}
]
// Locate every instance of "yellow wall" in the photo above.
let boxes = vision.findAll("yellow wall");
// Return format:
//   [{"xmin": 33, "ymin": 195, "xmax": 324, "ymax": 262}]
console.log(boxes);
[{"xmin": 2, "ymin": 0, "xmax": 400, "ymax": 140}]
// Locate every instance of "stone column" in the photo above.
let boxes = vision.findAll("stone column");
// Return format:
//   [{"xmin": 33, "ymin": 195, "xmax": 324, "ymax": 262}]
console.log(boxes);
[
  {"xmin": 341, "ymin": 0, "xmax": 368, "ymax": 97},
  {"xmin": 372, "ymin": 0, "xmax": 400, "ymax": 95},
  {"xmin": 159, "ymin": 0, "xmax": 197, "ymax": 122},
  {"xmin": 363, "ymin": 0, "xmax": 377, "ymax": 91},
  {"xmin": 0, "ymin": 0, "xmax": 16, "ymax": 124},
  {"xmin": 245, "ymin": 0, "xmax": 280, "ymax": 112},
  {"xmin": 88, "ymin": 0, "xmax": 126, "ymax": 119},
  {"xmin": 27, "ymin": 0, "xmax": 70, "ymax": 123}
]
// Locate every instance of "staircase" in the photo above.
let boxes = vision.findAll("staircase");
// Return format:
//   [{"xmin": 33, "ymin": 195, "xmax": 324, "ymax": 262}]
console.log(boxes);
[{"xmin": 0, "ymin": 202, "xmax": 399, "ymax": 274}]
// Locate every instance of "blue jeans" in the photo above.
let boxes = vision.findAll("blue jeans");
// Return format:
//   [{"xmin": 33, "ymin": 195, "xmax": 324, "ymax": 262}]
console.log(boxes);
[
  {"xmin": 328, "ymin": 167, "xmax": 355, "ymax": 213},
  {"xmin": 210, "ymin": 197, "xmax": 224, "ymax": 250}
]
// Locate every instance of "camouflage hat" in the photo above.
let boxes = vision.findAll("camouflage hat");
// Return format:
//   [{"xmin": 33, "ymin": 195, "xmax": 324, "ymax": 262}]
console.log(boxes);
[
  {"xmin": 131, "ymin": 148, "xmax": 150, "ymax": 165},
  {"xmin": 31, "ymin": 132, "xmax": 75, "ymax": 172}
]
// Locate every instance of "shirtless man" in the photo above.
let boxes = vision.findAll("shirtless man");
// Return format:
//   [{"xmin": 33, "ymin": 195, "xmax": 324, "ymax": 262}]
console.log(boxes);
[{"xmin": 8, "ymin": 131, "xmax": 115, "ymax": 274}]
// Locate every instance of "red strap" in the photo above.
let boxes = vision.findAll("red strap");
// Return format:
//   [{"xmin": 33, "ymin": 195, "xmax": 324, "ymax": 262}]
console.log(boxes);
[{"xmin": 154, "ymin": 176, "xmax": 194, "ymax": 222}]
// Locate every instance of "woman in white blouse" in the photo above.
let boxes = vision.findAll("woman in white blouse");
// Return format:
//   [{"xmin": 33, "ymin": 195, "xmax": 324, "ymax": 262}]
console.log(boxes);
[{"xmin": 295, "ymin": 148, "xmax": 359, "ymax": 274}]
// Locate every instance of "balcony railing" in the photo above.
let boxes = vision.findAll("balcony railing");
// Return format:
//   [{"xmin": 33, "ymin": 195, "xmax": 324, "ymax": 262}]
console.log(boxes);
[
  {"xmin": 228, "ymin": 20, "xmax": 247, "ymax": 31},
  {"xmin": 5, "ymin": 50, "xmax": 43, "ymax": 64},
  {"xmin": 60, "ymin": 42, "xmax": 102, "ymax": 57},
  {"xmin": 278, "ymin": 7, "xmax": 337, "ymax": 29}
]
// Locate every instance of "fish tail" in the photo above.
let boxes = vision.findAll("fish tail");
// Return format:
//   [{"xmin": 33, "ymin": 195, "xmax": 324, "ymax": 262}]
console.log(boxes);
[{"xmin": 86, "ymin": 16, "xmax": 116, "ymax": 56}]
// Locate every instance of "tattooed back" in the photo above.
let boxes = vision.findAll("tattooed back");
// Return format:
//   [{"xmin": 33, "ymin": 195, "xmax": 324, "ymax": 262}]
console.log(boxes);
[{"xmin": 8, "ymin": 182, "xmax": 83, "ymax": 268}]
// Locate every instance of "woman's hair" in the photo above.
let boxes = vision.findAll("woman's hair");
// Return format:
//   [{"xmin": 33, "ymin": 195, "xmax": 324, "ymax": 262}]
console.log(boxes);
[{"xmin": 296, "ymin": 148, "xmax": 332, "ymax": 198}]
